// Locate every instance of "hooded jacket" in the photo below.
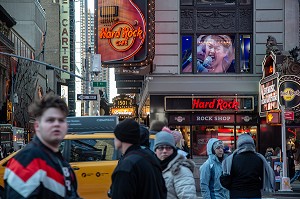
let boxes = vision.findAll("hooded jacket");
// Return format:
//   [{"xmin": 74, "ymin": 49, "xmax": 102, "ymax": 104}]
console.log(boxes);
[
  {"xmin": 162, "ymin": 153, "xmax": 197, "ymax": 199},
  {"xmin": 200, "ymin": 138, "xmax": 229, "ymax": 199}
]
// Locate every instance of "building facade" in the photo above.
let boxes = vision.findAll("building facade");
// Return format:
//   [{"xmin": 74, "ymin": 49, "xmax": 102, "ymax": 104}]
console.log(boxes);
[{"xmin": 138, "ymin": 0, "xmax": 300, "ymax": 156}]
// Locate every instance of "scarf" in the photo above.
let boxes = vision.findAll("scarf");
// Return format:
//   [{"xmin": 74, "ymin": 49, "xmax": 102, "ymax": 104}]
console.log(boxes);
[
  {"xmin": 222, "ymin": 144, "xmax": 275, "ymax": 193},
  {"xmin": 160, "ymin": 150, "xmax": 177, "ymax": 171}
]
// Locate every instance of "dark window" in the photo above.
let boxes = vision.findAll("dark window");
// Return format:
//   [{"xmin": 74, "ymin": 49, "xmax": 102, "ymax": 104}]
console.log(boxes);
[
  {"xmin": 69, "ymin": 138, "xmax": 116, "ymax": 162},
  {"xmin": 182, "ymin": 35, "xmax": 193, "ymax": 73}
]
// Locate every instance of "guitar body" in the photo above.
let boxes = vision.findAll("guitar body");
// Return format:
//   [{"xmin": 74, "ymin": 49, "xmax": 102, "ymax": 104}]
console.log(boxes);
[{"xmin": 97, "ymin": 0, "xmax": 146, "ymax": 62}]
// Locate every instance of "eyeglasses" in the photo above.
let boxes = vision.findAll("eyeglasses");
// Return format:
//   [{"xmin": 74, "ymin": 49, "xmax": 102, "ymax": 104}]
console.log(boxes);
[
  {"xmin": 215, "ymin": 146, "xmax": 224, "ymax": 150},
  {"xmin": 156, "ymin": 146, "xmax": 173, "ymax": 151}
]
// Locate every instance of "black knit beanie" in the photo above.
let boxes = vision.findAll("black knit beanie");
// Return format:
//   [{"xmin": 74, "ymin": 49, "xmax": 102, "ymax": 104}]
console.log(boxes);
[{"xmin": 114, "ymin": 119, "xmax": 140, "ymax": 144}]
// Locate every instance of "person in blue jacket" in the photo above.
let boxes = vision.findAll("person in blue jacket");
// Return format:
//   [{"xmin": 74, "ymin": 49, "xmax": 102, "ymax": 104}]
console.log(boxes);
[{"xmin": 200, "ymin": 138, "xmax": 229, "ymax": 199}]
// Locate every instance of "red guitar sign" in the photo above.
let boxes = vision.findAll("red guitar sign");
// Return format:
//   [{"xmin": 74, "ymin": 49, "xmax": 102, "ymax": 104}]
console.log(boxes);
[{"xmin": 97, "ymin": 0, "xmax": 146, "ymax": 62}]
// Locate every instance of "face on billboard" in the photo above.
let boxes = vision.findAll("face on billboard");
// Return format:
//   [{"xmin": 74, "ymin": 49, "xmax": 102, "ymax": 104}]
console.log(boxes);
[{"xmin": 196, "ymin": 35, "xmax": 235, "ymax": 73}]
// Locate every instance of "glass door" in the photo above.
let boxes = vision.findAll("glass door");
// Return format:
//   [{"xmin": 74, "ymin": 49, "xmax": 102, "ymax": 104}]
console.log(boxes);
[{"xmin": 191, "ymin": 125, "xmax": 258, "ymax": 158}]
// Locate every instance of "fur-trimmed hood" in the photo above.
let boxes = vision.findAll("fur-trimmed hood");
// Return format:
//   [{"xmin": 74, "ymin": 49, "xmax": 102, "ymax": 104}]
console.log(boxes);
[{"xmin": 164, "ymin": 153, "xmax": 195, "ymax": 175}]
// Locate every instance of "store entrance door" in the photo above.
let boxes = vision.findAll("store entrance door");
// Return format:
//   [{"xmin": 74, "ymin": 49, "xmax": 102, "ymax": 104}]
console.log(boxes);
[{"xmin": 191, "ymin": 125, "xmax": 258, "ymax": 158}]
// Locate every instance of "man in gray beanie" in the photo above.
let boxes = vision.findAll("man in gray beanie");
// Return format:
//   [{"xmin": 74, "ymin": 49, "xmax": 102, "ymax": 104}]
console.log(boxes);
[
  {"xmin": 154, "ymin": 131, "xmax": 197, "ymax": 199},
  {"xmin": 221, "ymin": 133, "xmax": 275, "ymax": 198},
  {"xmin": 110, "ymin": 119, "xmax": 167, "ymax": 199}
]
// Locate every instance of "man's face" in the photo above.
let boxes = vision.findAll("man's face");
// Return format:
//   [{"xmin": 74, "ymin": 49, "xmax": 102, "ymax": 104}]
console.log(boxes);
[
  {"xmin": 205, "ymin": 38, "xmax": 227, "ymax": 69},
  {"xmin": 155, "ymin": 145, "xmax": 174, "ymax": 161},
  {"xmin": 34, "ymin": 108, "xmax": 67, "ymax": 151},
  {"xmin": 214, "ymin": 146, "xmax": 224, "ymax": 158},
  {"xmin": 114, "ymin": 137, "xmax": 122, "ymax": 151}
]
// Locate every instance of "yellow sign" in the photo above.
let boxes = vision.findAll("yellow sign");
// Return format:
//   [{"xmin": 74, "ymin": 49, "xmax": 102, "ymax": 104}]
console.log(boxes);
[{"xmin": 111, "ymin": 108, "xmax": 135, "ymax": 116}]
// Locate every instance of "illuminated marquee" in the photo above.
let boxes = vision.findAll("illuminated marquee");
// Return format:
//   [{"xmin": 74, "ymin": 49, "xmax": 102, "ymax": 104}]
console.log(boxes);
[
  {"xmin": 110, "ymin": 95, "xmax": 136, "ymax": 119},
  {"xmin": 259, "ymin": 73, "xmax": 279, "ymax": 117}
]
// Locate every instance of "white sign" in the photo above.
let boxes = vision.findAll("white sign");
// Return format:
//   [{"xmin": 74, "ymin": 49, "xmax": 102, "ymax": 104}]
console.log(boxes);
[
  {"xmin": 60, "ymin": 0, "xmax": 70, "ymax": 79},
  {"xmin": 77, "ymin": 94, "xmax": 98, "ymax": 100}
]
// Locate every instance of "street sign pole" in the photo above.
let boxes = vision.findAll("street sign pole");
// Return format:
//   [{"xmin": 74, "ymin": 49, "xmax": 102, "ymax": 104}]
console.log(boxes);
[{"xmin": 279, "ymin": 105, "xmax": 292, "ymax": 192}]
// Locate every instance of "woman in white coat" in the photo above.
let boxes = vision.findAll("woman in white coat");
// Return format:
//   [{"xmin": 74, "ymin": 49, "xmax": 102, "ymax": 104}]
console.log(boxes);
[{"xmin": 154, "ymin": 131, "xmax": 197, "ymax": 199}]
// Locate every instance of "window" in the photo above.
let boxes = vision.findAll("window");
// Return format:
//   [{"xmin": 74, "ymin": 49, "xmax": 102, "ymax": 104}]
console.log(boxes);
[
  {"xmin": 195, "ymin": 34, "xmax": 235, "ymax": 73},
  {"xmin": 180, "ymin": 1, "xmax": 253, "ymax": 74},
  {"xmin": 181, "ymin": 36, "xmax": 193, "ymax": 73},
  {"xmin": 70, "ymin": 138, "xmax": 115, "ymax": 162}
]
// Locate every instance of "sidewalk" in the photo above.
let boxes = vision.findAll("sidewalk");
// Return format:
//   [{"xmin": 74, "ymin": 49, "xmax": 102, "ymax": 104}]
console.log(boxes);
[
  {"xmin": 270, "ymin": 180, "xmax": 300, "ymax": 197},
  {"xmin": 196, "ymin": 181, "xmax": 300, "ymax": 198},
  {"xmin": 193, "ymin": 157, "xmax": 300, "ymax": 198}
]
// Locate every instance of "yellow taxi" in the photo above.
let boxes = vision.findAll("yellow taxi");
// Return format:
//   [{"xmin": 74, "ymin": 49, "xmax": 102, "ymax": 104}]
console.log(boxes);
[
  {"xmin": 0, "ymin": 132, "xmax": 120, "ymax": 199},
  {"xmin": 62, "ymin": 132, "xmax": 120, "ymax": 199},
  {"xmin": 0, "ymin": 133, "xmax": 156, "ymax": 199}
]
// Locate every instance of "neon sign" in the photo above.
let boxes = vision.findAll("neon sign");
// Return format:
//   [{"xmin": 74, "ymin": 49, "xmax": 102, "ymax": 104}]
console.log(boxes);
[
  {"xmin": 192, "ymin": 98, "xmax": 239, "ymax": 110},
  {"xmin": 99, "ymin": 22, "xmax": 144, "ymax": 51}
]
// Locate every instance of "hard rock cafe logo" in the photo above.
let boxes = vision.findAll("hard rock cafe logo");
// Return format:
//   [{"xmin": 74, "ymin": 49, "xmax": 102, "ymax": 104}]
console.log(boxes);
[
  {"xmin": 99, "ymin": 21, "xmax": 144, "ymax": 52},
  {"xmin": 280, "ymin": 88, "xmax": 300, "ymax": 102},
  {"xmin": 175, "ymin": 116, "xmax": 185, "ymax": 123}
]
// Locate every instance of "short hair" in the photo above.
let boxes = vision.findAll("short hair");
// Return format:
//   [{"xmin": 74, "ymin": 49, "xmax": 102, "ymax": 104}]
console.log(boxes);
[{"xmin": 28, "ymin": 93, "xmax": 69, "ymax": 119}]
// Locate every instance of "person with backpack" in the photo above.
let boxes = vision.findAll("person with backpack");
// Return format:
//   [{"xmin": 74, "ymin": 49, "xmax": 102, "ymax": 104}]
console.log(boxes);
[
  {"xmin": 200, "ymin": 138, "xmax": 229, "ymax": 199},
  {"xmin": 110, "ymin": 119, "xmax": 167, "ymax": 199}
]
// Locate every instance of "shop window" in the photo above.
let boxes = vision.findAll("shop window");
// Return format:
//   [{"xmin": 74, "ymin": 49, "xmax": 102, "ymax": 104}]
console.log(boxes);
[{"xmin": 192, "ymin": 125, "xmax": 257, "ymax": 157}]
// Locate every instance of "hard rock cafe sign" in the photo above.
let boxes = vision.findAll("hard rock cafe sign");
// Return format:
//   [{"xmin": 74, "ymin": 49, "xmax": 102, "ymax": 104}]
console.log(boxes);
[
  {"xmin": 279, "ymin": 75, "xmax": 300, "ymax": 111},
  {"xmin": 96, "ymin": 0, "xmax": 147, "ymax": 63},
  {"xmin": 99, "ymin": 22, "xmax": 144, "ymax": 53}
]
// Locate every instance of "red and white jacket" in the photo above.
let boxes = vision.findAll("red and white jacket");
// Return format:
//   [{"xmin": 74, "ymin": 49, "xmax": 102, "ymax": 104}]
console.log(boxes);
[{"xmin": 4, "ymin": 136, "xmax": 81, "ymax": 199}]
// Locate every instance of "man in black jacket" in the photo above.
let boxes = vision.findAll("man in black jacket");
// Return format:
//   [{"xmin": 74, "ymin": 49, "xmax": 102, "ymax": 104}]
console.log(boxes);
[
  {"xmin": 221, "ymin": 134, "xmax": 275, "ymax": 199},
  {"xmin": 110, "ymin": 119, "xmax": 167, "ymax": 199}
]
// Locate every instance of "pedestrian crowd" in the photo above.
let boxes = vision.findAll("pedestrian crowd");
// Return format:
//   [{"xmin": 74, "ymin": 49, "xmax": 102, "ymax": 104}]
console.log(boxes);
[{"xmin": 2, "ymin": 93, "xmax": 281, "ymax": 199}]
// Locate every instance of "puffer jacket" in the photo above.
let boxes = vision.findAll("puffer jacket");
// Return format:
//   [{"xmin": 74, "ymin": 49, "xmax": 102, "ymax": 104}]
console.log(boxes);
[
  {"xmin": 163, "ymin": 153, "xmax": 197, "ymax": 199},
  {"xmin": 200, "ymin": 138, "xmax": 229, "ymax": 199}
]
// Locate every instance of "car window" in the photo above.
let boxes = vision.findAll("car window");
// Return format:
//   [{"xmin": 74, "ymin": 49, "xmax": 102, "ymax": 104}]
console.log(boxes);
[{"xmin": 70, "ymin": 139, "xmax": 115, "ymax": 162}]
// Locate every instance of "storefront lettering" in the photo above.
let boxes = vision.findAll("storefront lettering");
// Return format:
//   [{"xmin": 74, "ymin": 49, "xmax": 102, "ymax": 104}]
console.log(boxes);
[
  {"xmin": 192, "ymin": 98, "xmax": 239, "ymax": 110},
  {"xmin": 196, "ymin": 116, "xmax": 231, "ymax": 121}
]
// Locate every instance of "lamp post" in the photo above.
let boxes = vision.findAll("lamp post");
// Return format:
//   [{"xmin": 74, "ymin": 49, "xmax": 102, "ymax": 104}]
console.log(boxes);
[
  {"xmin": 84, "ymin": 0, "xmax": 90, "ymax": 116},
  {"xmin": 280, "ymin": 105, "xmax": 292, "ymax": 192}
]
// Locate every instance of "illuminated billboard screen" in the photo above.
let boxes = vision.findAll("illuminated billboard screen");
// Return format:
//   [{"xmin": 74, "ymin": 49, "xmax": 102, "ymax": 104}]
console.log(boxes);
[
  {"xmin": 182, "ymin": 34, "xmax": 236, "ymax": 73},
  {"xmin": 95, "ymin": 0, "xmax": 154, "ymax": 67},
  {"xmin": 196, "ymin": 35, "xmax": 235, "ymax": 73}
]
